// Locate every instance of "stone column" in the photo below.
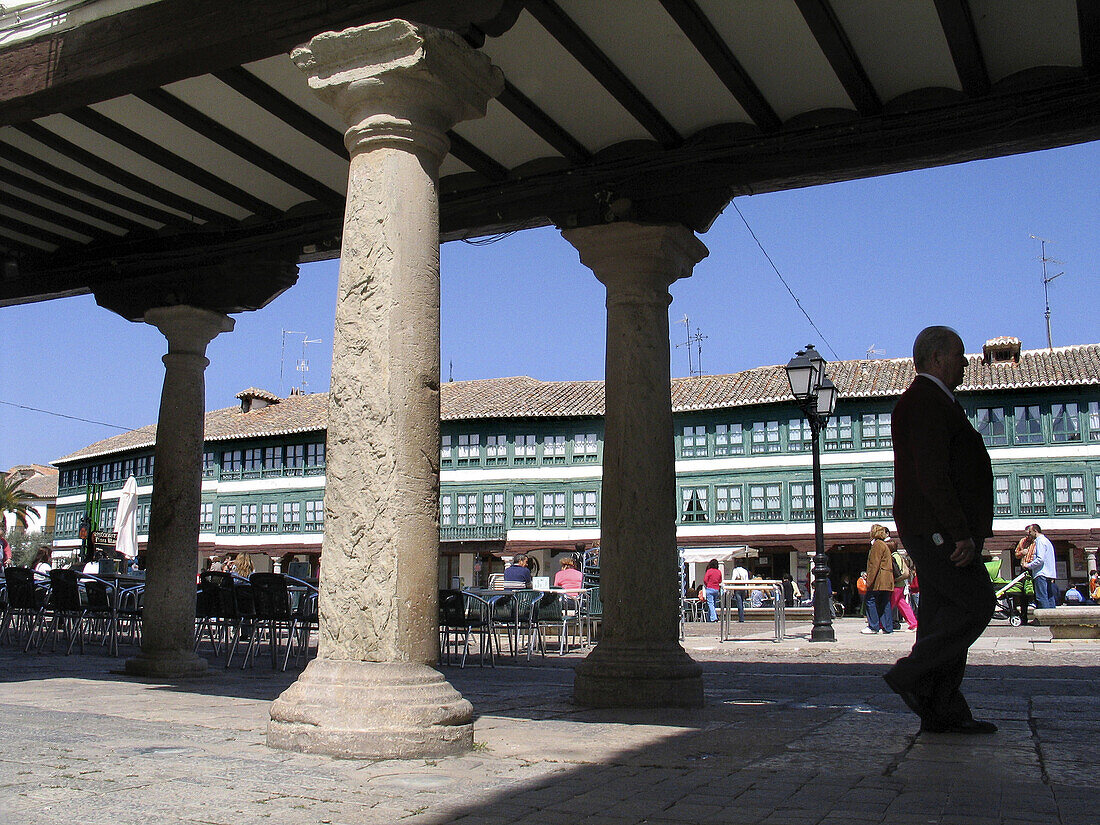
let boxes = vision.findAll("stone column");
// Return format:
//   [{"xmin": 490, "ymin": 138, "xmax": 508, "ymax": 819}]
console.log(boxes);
[
  {"xmin": 563, "ymin": 222, "xmax": 708, "ymax": 707},
  {"xmin": 1085, "ymin": 547, "xmax": 1098, "ymax": 576},
  {"xmin": 268, "ymin": 20, "xmax": 502, "ymax": 758},
  {"xmin": 125, "ymin": 306, "xmax": 233, "ymax": 678}
]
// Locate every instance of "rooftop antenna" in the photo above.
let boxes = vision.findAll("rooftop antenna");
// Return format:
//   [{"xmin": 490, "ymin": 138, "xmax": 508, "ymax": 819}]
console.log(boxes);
[
  {"xmin": 690, "ymin": 326, "xmax": 708, "ymax": 377},
  {"xmin": 676, "ymin": 314, "xmax": 693, "ymax": 376},
  {"xmin": 296, "ymin": 336, "xmax": 323, "ymax": 392},
  {"xmin": 1029, "ymin": 235, "xmax": 1065, "ymax": 350},
  {"xmin": 449, "ymin": 360, "xmax": 454, "ymax": 383},
  {"xmin": 865, "ymin": 344, "xmax": 885, "ymax": 358},
  {"xmin": 280, "ymin": 330, "xmax": 306, "ymax": 393}
]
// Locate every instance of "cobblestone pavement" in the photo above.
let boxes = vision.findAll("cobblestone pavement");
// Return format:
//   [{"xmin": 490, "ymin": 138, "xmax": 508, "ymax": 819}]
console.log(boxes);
[{"xmin": 1, "ymin": 618, "xmax": 1095, "ymax": 825}]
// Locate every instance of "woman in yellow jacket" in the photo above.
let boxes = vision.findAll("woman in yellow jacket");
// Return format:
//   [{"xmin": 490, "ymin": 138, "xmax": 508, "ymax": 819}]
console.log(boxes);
[{"xmin": 863, "ymin": 524, "xmax": 895, "ymax": 634}]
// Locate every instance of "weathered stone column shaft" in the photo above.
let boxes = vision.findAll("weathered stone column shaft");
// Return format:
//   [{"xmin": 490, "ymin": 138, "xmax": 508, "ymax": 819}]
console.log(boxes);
[
  {"xmin": 268, "ymin": 19, "xmax": 501, "ymax": 759},
  {"xmin": 127, "ymin": 305, "xmax": 233, "ymax": 678},
  {"xmin": 564, "ymin": 221, "xmax": 708, "ymax": 707}
]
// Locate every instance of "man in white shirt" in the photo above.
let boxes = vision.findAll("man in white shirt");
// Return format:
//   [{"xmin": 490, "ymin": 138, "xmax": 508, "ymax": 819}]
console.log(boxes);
[
  {"xmin": 730, "ymin": 564, "xmax": 749, "ymax": 622},
  {"xmin": 1023, "ymin": 524, "xmax": 1058, "ymax": 609}
]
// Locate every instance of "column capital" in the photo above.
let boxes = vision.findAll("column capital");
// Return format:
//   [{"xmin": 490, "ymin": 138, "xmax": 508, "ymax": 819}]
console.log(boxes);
[
  {"xmin": 562, "ymin": 221, "xmax": 709, "ymax": 290},
  {"xmin": 292, "ymin": 19, "xmax": 504, "ymax": 164},
  {"xmin": 145, "ymin": 305, "xmax": 234, "ymax": 356}
]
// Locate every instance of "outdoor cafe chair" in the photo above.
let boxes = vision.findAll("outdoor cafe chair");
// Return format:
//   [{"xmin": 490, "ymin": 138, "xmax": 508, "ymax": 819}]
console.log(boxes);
[
  {"xmin": 492, "ymin": 589, "xmax": 542, "ymax": 658},
  {"xmin": 438, "ymin": 590, "xmax": 495, "ymax": 668},
  {"xmin": 0, "ymin": 567, "xmax": 49, "ymax": 652},
  {"xmin": 194, "ymin": 571, "xmax": 254, "ymax": 667},
  {"xmin": 530, "ymin": 592, "xmax": 582, "ymax": 658},
  {"xmin": 581, "ymin": 585, "xmax": 602, "ymax": 645},
  {"xmin": 283, "ymin": 579, "xmax": 318, "ymax": 671},
  {"xmin": 43, "ymin": 569, "xmax": 112, "ymax": 655},
  {"xmin": 240, "ymin": 573, "xmax": 295, "ymax": 670}
]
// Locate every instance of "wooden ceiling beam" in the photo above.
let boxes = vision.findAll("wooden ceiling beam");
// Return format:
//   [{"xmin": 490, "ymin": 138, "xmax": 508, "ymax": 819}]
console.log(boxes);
[
  {"xmin": 794, "ymin": 0, "xmax": 881, "ymax": 114},
  {"xmin": 66, "ymin": 107, "xmax": 282, "ymax": 219},
  {"xmin": 0, "ymin": 167, "xmax": 150, "ymax": 235},
  {"xmin": 212, "ymin": 67, "xmax": 348, "ymax": 160},
  {"xmin": 660, "ymin": 0, "xmax": 781, "ymax": 131},
  {"xmin": 1080, "ymin": 0, "xmax": 1100, "ymax": 76},
  {"xmin": 446, "ymin": 132, "xmax": 509, "ymax": 181},
  {"xmin": 0, "ymin": 214, "xmax": 75, "ymax": 248},
  {"xmin": 10, "ymin": 124, "xmax": 232, "ymax": 224},
  {"xmin": 3, "ymin": 190, "xmax": 118, "ymax": 242},
  {"xmin": 524, "ymin": 0, "xmax": 681, "ymax": 147},
  {"xmin": 933, "ymin": 0, "xmax": 991, "ymax": 96},
  {"xmin": 497, "ymin": 81, "xmax": 591, "ymax": 164},
  {"xmin": 134, "ymin": 88, "xmax": 345, "ymax": 208},
  {"xmin": 0, "ymin": 0, "xmax": 517, "ymax": 126}
]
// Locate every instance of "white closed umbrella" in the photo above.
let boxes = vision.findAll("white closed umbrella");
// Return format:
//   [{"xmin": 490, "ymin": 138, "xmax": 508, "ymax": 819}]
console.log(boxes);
[{"xmin": 114, "ymin": 475, "xmax": 139, "ymax": 559}]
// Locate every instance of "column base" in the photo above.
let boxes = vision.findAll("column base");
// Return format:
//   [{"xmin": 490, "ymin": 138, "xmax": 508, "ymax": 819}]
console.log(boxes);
[
  {"xmin": 573, "ymin": 639, "xmax": 703, "ymax": 708},
  {"xmin": 124, "ymin": 650, "xmax": 209, "ymax": 679},
  {"xmin": 267, "ymin": 659, "xmax": 473, "ymax": 759}
]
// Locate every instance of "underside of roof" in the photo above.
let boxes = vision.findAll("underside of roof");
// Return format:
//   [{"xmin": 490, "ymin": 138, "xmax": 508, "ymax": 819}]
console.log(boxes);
[{"xmin": 3, "ymin": 0, "xmax": 1099, "ymax": 310}]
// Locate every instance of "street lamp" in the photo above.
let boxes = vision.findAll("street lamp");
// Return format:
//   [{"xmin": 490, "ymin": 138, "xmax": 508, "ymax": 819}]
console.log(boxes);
[{"xmin": 785, "ymin": 345, "xmax": 838, "ymax": 642}]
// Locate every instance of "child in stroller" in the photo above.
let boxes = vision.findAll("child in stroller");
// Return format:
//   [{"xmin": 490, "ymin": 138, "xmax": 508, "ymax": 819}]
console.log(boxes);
[{"xmin": 986, "ymin": 558, "xmax": 1034, "ymax": 627}]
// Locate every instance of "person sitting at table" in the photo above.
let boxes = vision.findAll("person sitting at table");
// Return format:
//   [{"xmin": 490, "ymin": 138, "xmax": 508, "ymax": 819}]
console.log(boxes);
[
  {"xmin": 227, "ymin": 552, "xmax": 253, "ymax": 579},
  {"xmin": 503, "ymin": 554, "xmax": 532, "ymax": 587},
  {"xmin": 553, "ymin": 557, "xmax": 583, "ymax": 592},
  {"xmin": 33, "ymin": 545, "xmax": 53, "ymax": 574}
]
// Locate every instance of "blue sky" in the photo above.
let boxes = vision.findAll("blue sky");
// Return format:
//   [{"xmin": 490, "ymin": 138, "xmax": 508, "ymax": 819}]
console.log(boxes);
[{"xmin": 2, "ymin": 140, "xmax": 1097, "ymax": 471}]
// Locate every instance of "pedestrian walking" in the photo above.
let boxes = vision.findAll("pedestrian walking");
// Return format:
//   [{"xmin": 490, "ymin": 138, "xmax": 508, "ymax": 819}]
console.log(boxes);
[{"xmin": 884, "ymin": 326, "xmax": 997, "ymax": 735}]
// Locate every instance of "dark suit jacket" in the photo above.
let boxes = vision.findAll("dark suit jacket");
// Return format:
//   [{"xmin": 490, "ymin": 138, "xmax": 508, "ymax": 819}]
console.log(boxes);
[{"xmin": 891, "ymin": 375, "xmax": 994, "ymax": 543}]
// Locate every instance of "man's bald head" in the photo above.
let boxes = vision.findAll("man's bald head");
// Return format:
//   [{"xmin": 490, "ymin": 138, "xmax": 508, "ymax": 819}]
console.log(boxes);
[{"xmin": 913, "ymin": 326, "xmax": 962, "ymax": 372}]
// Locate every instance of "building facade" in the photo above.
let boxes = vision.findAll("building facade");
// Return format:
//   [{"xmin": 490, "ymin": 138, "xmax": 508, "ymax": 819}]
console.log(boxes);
[{"xmin": 53, "ymin": 338, "xmax": 1100, "ymax": 590}]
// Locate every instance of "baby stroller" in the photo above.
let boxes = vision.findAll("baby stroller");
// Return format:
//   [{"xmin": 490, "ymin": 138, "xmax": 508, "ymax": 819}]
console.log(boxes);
[{"xmin": 986, "ymin": 559, "xmax": 1032, "ymax": 627}]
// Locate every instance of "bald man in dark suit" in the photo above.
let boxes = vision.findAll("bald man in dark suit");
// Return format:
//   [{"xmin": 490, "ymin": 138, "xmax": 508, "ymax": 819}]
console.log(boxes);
[{"xmin": 884, "ymin": 326, "xmax": 997, "ymax": 734}]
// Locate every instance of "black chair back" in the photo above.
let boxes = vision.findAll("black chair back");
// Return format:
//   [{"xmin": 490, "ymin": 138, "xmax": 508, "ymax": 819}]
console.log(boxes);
[
  {"xmin": 48, "ymin": 569, "xmax": 83, "ymax": 612},
  {"xmin": 4, "ymin": 567, "xmax": 39, "ymax": 610},
  {"xmin": 199, "ymin": 571, "xmax": 240, "ymax": 619},
  {"xmin": 248, "ymin": 573, "xmax": 293, "ymax": 620}
]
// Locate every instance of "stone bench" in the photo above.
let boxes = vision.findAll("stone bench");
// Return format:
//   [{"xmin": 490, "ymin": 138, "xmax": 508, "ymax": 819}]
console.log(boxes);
[{"xmin": 1032, "ymin": 606, "xmax": 1100, "ymax": 640}]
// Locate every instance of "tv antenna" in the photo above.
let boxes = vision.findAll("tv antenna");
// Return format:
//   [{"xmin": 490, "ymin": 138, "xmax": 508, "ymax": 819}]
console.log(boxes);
[
  {"xmin": 676, "ymin": 315, "xmax": 693, "ymax": 376},
  {"xmin": 688, "ymin": 327, "xmax": 708, "ymax": 377},
  {"xmin": 1029, "ymin": 235, "xmax": 1066, "ymax": 349},
  {"xmin": 865, "ymin": 344, "xmax": 885, "ymax": 358},
  {"xmin": 281, "ymin": 330, "xmax": 323, "ymax": 393}
]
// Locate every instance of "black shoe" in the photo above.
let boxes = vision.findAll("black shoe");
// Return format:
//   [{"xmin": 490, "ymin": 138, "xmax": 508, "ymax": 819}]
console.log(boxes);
[
  {"xmin": 882, "ymin": 672, "xmax": 931, "ymax": 719},
  {"xmin": 920, "ymin": 718, "xmax": 998, "ymax": 734}
]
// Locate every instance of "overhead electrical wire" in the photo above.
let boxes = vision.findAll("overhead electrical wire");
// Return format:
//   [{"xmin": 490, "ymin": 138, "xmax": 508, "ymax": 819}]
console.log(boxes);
[
  {"xmin": 732, "ymin": 200, "xmax": 840, "ymax": 360},
  {"xmin": 0, "ymin": 399, "xmax": 136, "ymax": 432}
]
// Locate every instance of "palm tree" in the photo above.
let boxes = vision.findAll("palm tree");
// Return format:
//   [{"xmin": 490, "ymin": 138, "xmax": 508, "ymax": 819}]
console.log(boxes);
[{"xmin": 0, "ymin": 474, "xmax": 33, "ymax": 529}]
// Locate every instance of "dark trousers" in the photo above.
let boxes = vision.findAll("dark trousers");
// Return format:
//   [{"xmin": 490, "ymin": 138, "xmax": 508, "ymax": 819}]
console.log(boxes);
[{"xmin": 885, "ymin": 532, "xmax": 995, "ymax": 724}]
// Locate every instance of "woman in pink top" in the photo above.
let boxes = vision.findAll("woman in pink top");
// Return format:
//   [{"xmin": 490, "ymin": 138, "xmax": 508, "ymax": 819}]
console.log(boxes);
[
  {"xmin": 703, "ymin": 559, "xmax": 723, "ymax": 622},
  {"xmin": 553, "ymin": 557, "xmax": 583, "ymax": 592}
]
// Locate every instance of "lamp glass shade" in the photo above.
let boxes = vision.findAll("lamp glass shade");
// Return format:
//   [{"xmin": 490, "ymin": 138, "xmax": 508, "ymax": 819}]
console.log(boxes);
[
  {"xmin": 785, "ymin": 352, "xmax": 815, "ymax": 401},
  {"xmin": 815, "ymin": 376, "xmax": 838, "ymax": 417}
]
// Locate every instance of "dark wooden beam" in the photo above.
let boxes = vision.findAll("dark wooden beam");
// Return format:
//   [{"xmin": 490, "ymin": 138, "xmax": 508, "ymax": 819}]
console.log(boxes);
[
  {"xmin": 524, "ymin": 0, "xmax": 681, "ymax": 147},
  {"xmin": 2, "ymin": 190, "xmax": 118, "ymax": 241},
  {"xmin": 933, "ymin": 0, "xmax": 991, "ymax": 96},
  {"xmin": 11, "ymin": 123, "xmax": 233, "ymax": 224},
  {"xmin": 212, "ymin": 67, "xmax": 348, "ymax": 160},
  {"xmin": 0, "ymin": 235, "xmax": 44, "ymax": 258},
  {"xmin": 1080, "ymin": 0, "xmax": 1100, "ymax": 76},
  {"xmin": 65, "ymin": 107, "xmax": 281, "ymax": 219},
  {"xmin": 446, "ymin": 132, "xmax": 509, "ymax": 181},
  {"xmin": 659, "ymin": 0, "xmax": 781, "ymax": 131},
  {"xmin": 0, "ymin": 214, "xmax": 76, "ymax": 248},
  {"xmin": 498, "ymin": 81, "xmax": 590, "ymax": 164},
  {"xmin": 134, "ymin": 88, "xmax": 345, "ymax": 208},
  {"xmin": 0, "ymin": 166, "xmax": 150, "ymax": 235},
  {"xmin": 0, "ymin": 0, "xmax": 516, "ymax": 125},
  {"xmin": 794, "ymin": 0, "xmax": 881, "ymax": 113}
]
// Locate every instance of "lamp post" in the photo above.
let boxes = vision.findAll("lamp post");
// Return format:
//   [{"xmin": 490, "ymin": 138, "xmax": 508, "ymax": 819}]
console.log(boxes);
[{"xmin": 784, "ymin": 345, "xmax": 838, "ymax": 642}]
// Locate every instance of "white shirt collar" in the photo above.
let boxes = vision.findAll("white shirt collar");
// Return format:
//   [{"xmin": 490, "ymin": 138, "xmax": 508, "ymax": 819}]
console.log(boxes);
[{"xmin": 916, "ymin": 372, "xmax": 956, "ymax": 403}]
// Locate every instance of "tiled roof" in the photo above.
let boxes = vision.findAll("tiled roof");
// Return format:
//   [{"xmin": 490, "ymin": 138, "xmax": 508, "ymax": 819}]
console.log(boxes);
[
  {"xmin": 52, "ymin": 343, "xmax": 1100, "ymax": 465},
  {"xmin": 4, "ymin": 465, "xmax": 58, "ymax": 499},
  {"xmin": 235, "ymin": 387, "xmax": 282, "ymax": 403}
]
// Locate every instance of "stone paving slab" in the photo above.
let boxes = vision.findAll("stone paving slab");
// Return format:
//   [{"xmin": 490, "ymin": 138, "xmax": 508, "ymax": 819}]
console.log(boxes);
[{"xmin": 0, "ymin": 618, "xmax": 1096, "ymax": 824}]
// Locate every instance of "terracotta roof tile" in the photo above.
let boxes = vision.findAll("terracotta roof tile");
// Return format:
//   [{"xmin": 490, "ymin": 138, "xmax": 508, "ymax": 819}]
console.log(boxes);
[{"xmin": 53, "ymin": 344, "xmax": 1100, "ymax": 464}]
